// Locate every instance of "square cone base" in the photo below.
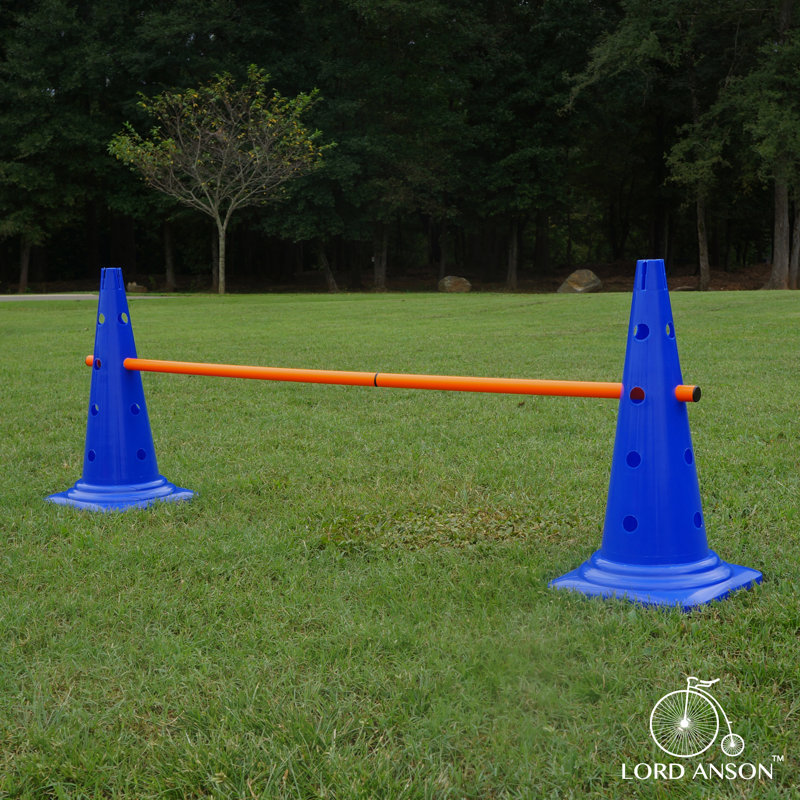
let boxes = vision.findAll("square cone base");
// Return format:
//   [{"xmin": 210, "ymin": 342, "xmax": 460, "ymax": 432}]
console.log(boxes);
[
  {"xmin": 47, "ymin": 477, "xmax": 195, "ymax": 512},
  {"xmin": 549, "ymin": 550, "xmax": 762, "ymax": 610}
]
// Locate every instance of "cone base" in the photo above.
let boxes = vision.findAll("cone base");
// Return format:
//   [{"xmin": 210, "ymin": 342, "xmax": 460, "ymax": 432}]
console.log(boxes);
[
  {"xmin": 549, "ymin": 549, "xmax": 762, "ymax": 610},
  {"xmin": 47, "ymin": 476, "xmax": 195, "ymax": 512}
]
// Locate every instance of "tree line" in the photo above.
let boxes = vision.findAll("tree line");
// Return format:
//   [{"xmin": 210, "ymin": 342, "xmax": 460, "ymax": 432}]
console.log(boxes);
[{"xmin": 1, "ymin": 0, "xmax": 798, "ymax": 293}]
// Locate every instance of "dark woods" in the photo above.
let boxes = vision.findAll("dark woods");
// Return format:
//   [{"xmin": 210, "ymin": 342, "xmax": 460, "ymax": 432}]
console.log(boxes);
[{"xmin": 1, "ymin": 1, "xmax": 798, "ymax": 292}]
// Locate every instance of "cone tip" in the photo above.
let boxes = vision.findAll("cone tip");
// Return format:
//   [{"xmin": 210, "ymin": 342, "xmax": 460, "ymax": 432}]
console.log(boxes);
[
  {"xmin": 100, "ymin": 268, "xmax": 124, "ymax": 292},
  {"xmin": 635, "ymin": 259, "xmax": 667, "ymax": 292}
]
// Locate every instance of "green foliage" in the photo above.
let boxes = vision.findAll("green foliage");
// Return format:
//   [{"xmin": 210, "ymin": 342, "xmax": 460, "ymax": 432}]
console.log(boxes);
[
  {"xmin": 0, "ymin": 0, "xmax": 799, "ymax": 287},
  {"xmin": 0, "ymin": 0, "xmax": 99, "ymax": 246},
  {"xmin": 666, "ymin": 120, "xmax": 728, "ymax": 199},
  {"xmin": 109, "ymin": 67, "xmax": 326, "ymax": 221},
  {"xmin": 731, "ymin": 28, "xmax": 800, "ymax": 184}
]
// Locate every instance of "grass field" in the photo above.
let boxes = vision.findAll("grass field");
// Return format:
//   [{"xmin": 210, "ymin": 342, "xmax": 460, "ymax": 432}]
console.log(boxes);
[{"xmin": 1, "ymin": 286, "xmax": 798, "ymax": 799}]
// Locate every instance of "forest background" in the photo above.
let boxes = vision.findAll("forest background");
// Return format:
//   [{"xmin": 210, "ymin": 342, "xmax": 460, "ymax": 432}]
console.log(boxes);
[{"xmin": 1, "ymin": 0, "xmax": 799, "ymax": 294}]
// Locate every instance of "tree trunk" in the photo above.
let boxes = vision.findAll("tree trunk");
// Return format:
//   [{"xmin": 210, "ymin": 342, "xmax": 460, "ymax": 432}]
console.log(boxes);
[
  {"xmin": 533, "ymin": 210, "xmax": 549, "ymax": 272},
  {"xmin": 85, "ymin": 202, "xmax": 101, "ymax": 273},
  {"xmin": 779, "ymin": 0, "xmax": 793, "ymax": 37},
  {"xmin": 17, "ymin": 238, "xmax": 31, "ymax": 293},
  {"xmin": 662, "ymin": 210, "xmax": 671, "ymax": 270},
  {"xmin": 607, "ymin": 189, "xmax": 631, "ymax": 260},
  {"xmin": 789, "ymin": 197, "xmax": 800, "ymax": 290},
  {"xmin": 506, "ymin": 219, "xmax": 519, "ymax": 290},
  {"xmin": 686, "ymin": 52, "xmax": 711, "ymax": 291},
  {"xmin": 696, "ymin": 194, "xmax": 710, "ymax": 291},
  {"xmin": 317, "ymin": 240, "xmax": 338, "ymax": 292},
  {"xmin": 163, "ymin": 221, "xmax": 176, "ymax": 291},
  {"xmin": 217, "ymin": 220, "xmax": 227, "ymax": 294},
  {"xmin": 373, "ymin": 224, "xmax": 388, "ymax": 290},
  {"xmin": 348, "ymin": 241, "xmax": 363, "ymax": 289},
  {"xmin": 565, "ymin": 205, "xmax": 573, "ymax": 270},
  {"xmin": 438, "ymin": 224, "xmax": 448, "ymax": 279},
  {"xmin": 32, "ymin": 245, "xmax": 46, "ymax": 285},
  {"xmin": 765, "ymin": 176, "xmax": 790, "ymax": 289},
  {"xmin": 111, "ymin": 213, "xmax": 137, "ymax": 273},
  {"xmin": 211, "ymin": 227, "xmax": 220, "ymax": 293},
  {"xmin": 760, "ymin": 0, "xmax": 794, "ymax": 289}
]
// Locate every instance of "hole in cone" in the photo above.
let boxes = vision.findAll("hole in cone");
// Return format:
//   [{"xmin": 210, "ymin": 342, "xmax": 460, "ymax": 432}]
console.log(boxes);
[
  {"xmin": 623, "ymin": 515, "xmax": 638, "ymax": 533},
  {"xmin": 629, "ymin": 386, "xmax": 645, "ymax": 404}
]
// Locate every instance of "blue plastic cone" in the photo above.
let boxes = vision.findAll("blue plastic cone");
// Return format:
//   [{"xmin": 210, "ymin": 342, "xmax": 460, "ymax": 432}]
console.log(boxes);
[
  {"xmin": 550, "ymin": 259, "xmax": 761, "ymax": 609},
  {"xmin": 47, "ymin": 268, "xmax": 194, "ymax": 511}
]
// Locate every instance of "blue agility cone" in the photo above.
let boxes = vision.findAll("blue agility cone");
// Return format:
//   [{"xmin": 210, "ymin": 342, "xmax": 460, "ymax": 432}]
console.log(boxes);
[
  {"xmin": 550, "ymin": 259, "xmax": 761, "ymax": 609},
  {"xmin": 47, "ymin": 268, "xmax": 194, "ymax": 511}
]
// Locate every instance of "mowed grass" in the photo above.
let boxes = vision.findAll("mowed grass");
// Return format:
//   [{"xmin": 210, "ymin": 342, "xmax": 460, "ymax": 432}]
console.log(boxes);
[{"xmin": 1, "ymin": 287, "xmax": 798, "ymax": 799}]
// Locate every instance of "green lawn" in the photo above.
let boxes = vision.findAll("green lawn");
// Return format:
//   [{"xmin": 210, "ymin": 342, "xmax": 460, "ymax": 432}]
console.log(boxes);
[{"xmin": 1, "ymin": 287, "xmax": 798, "ymax": 798}]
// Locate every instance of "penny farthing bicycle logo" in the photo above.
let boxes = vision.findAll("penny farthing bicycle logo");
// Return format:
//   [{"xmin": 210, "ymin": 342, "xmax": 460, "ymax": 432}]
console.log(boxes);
[{"xmin": 649, "ymin": 677, "xmax": 745, "ymax": 758}]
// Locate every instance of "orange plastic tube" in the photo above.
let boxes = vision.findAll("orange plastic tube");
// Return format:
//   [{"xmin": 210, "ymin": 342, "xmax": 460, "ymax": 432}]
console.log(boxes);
[
  {"xmin": 84, "ymin": 356, "xmax": 699, "ymax": 401},
  {"xmin": 123, "ymin": 357, "xmax": 376, "ymax": 387},
  {"xmin": 374, "ymin": 371, "xmax": 624, "ymax": 398}
]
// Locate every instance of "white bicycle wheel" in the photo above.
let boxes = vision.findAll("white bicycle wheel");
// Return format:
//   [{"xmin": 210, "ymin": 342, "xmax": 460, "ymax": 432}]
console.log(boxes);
[
  {"xmin": 650, "ymin": 689, "xmax": 719, "ymax": 758},
  {"xmin": 720, "ymin": 732, "xmax": 745, "ymax": 757}
]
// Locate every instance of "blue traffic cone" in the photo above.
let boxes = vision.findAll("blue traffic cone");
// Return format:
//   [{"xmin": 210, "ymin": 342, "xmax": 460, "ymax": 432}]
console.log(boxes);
[
  {"xmin": 47, "ymin": 268, "xmax": 194, "ymax": 511},
  {"xmin": 550, "ymin": 259, "xmax": 761, "ymax": 609}
]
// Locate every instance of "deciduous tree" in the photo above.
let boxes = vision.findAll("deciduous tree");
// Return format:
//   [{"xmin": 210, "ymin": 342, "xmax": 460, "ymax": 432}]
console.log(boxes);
[
  {"xmin": 109, "ymin": 67, "xmax": 326, "ymax": 293},
  {"xmin": 728, "ymin": 0, "xmax": 800, "ymax": 288}
]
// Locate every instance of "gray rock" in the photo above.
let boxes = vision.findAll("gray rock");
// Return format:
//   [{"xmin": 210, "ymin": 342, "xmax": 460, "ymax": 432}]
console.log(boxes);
[
  {"xmin": 438, "ymin": 275, "xmax": 472, "ymax": 293},
  {"xmin": 126, "ymin": 281, "xmax": 148, "ymax": 293},
  {"xmin": 557, "ymin": 269, "xmax": 602, "ymax": 294}
]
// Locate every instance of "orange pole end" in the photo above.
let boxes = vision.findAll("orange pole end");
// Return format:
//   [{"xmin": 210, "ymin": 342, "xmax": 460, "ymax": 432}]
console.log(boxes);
[{"xmin": 675, "ymin": 384, "xmax": 701, "ymax": 403}]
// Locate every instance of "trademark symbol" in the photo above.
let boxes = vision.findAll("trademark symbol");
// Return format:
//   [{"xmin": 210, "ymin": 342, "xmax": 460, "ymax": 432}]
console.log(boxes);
[{"xmin": 771, "ymin": 754, "xmax": 784, "ymax": 763}]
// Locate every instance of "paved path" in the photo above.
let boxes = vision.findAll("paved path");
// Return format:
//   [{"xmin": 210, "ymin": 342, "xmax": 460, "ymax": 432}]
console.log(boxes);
[
  {"xmin": 0, "ymin": 293, "xmax": 178, "ymax": 302},
  {"xmin": 0, "ymin": 293, "xmax": 97, "ymax": 302}
]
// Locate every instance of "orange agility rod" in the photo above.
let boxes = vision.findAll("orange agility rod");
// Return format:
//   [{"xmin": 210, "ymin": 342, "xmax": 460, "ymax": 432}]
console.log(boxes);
[{"xmin": 84, "ymin": 356, "xmax": 700, "ymax": 402}]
